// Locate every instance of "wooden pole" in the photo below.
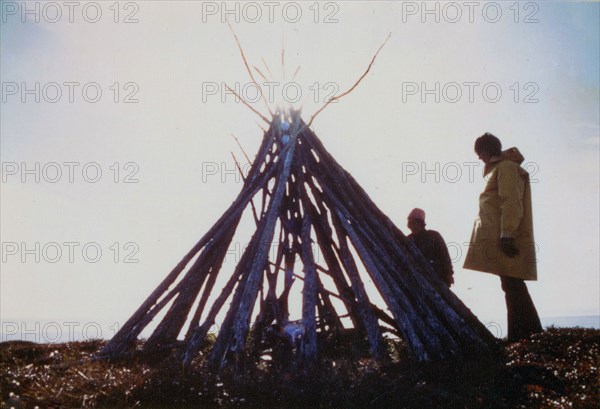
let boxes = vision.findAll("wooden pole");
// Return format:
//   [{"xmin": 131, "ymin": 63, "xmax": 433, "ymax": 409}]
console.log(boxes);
[{"xmin": 299, "ymin": 213, "xmax": 318, "ymax": 367}]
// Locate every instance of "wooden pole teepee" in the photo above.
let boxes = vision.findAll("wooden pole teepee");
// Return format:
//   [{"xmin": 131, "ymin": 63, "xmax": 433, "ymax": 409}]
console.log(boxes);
[
  {"xmin": 99, "ymin": 110, "xmax": 496, "ymax": 370},
  {"xmin": 99, "ymin": 31, "xmax": 497, "ymax": 371}
]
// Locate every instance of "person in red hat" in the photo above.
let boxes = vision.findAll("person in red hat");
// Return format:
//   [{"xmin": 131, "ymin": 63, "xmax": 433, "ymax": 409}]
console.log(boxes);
[{"xmin": 407, "ymin": 208, "xmax": 455, "ymax": 287}]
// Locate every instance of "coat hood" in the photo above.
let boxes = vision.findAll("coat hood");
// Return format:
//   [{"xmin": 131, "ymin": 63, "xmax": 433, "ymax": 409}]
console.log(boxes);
[{"xmin": 484, "ymin": 147, "xmax": 524, "ymax": 176}]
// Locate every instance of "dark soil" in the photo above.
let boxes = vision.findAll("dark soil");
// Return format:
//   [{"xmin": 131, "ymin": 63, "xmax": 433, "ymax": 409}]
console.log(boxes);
[{"xmin": 1, "ymin": 327, "xmax": 598, "ymax": 408}]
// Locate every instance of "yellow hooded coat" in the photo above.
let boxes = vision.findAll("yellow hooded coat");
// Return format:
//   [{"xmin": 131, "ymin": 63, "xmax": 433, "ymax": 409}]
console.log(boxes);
[{"xmin": 463, "ymin": 147, "xmax": 537, "ymax": 280}]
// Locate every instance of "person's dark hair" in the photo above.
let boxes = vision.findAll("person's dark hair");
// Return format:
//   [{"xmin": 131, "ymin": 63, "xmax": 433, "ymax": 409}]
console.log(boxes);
[{"xmin": 474, "ymin": 132, "xmax": 502, "ymax": 156}]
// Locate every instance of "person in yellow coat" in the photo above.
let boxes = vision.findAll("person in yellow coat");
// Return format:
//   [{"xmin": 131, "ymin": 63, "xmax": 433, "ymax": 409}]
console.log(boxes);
[{"xmin": 464, "ymin": 132, "xmax": 543, "ymax": 342}]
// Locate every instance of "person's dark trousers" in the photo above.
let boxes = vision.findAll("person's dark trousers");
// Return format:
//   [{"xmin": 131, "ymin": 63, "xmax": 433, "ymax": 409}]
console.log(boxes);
[{"xmin": 500, "ymin": 276, "xmax": 543, "ymax": 341}]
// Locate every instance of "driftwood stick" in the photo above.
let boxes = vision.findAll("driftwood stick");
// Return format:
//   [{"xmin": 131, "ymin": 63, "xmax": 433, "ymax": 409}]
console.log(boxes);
[
  {"xmin": 291, "ymin": 65, "xmax": 301, "ymax": 82},
  {"xmin": 294, "ymin": 170, "xmax": 344, "ymax": 333},
  {"xmin": 281, "ymin": 37, "xmax": 285, "ymax": 81},
  {"xmin": 369, "ymin": 304, "xmax": 400, "ymax": 337},
  {"xmin": 143, "ymin": 251, "xmax": 215, "ymax": 351},
  {"xmin": 226, "ymin": 18, "xmax": 274, "ymax": 118},
  {"xmin": 303, "ymin": 130, "xmax": 494, "ymax": 358},
  {"xmin": 380, "ymin": 224, "xmax": 496, "ymax": 347},
  {"xmin": 330, "ymin": 217, "xmax": 389, "ymax": 360},
  {"xmin": 332, "ymin": 206, "xmax": 430, "ymax": 361},
  {"xmin": 268, "ymin": 263, "xmax": 346, "ymax": 308},
  {"xmin": 299, "ymin": 213, "xmax": 318, "ymax": 367},
  {"xmin": 205, "ymin": 253, "xmax": 255, "ymax": 369},
  {"xmin": 306, "ymin": 135, "xmax": 487, "ymax": 353},
  {"xmin": 303, "ymin": 128, "xmax": 484, "ymax": 335},
  {"xmin": 231, "ymin": 151, "xmax": 260, "ymax": 225},
  {"xmin": 298, "ymin": 180, "xmax": 364, "ymax": 331},
  {"xmin": 225, "ymin": 84, "xmax": 270, "ymax": 124},
  {"xmin": 246, "ymin": 131, "xmax": 275, "ymax": 184},
  {"xmin": 145, "ymin": 220, "xmax": 242, "ymax": 351},
  {"xmin": 184, "ymin": 269, "xmax": 217, "ymax": 341},
  {"xmin": 252, "ymin": 65, "xmax": 269, "ymax": 83},
  {"xmin": 307, "ymin": 167, "xmax": 386, "ymax": 342},
  {"xmin": 205, "ymin": 171, "xmax": 289, "ymax": 367},
  {"xmin": 184, "ymin": 270, "xmax": 245, "ymax": 366},
  {"xmin": 184, "ymin": 223, "xmax": 243, "ymax": 340},
  {"xmin": 310, "ymin": 154, "xmax": 452, "ymax": 359},
  {"xmin": 348, "ymin": 214, "xmax": 456, "ymax": 358},
  {"xmin": 255, "ymin": 230, "xmax": 286, "ymax": 329},
  {"xmin": 232, "ymin": 134, "xmax": 253, "ymax": 165},
  {"xmin": 261, "ymin": 57, "xmax": 274, "ymax": 80},
  {"xmin": 228, "ymin": 135, "xmax": 299, "ymax": 361},
  {"xmin": 182, "ymin": 138, "xmax": 297, "ymax": 365},
  {"xmin": 312, "ymin": 165, "xmax": 451, "ymax": 350},
  {"xmin": 307, "ymin": 33, "xmax": 390, "ymax": 128},
  {"xmin": 101, "ymin": 133, "xmax": 280, "ymax": 358},
  {"xmin": 315, "ymin": 273, "xmax": 344, "ymax": 332},
  {"xmin": 184, "ymin": 233, "xmax": 258, "ymax": 366}
]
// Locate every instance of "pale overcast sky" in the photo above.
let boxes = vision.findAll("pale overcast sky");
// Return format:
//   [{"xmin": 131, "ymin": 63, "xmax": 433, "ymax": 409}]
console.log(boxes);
[{"xmin": 1, "ymin": 1, "xmax": 598, "ymax": 341}]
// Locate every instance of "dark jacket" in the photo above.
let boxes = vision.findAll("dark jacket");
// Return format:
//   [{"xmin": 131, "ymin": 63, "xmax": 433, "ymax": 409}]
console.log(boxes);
[{"xmin": 408, "ymin": 229, "xmax": 454, "ymax": 286}]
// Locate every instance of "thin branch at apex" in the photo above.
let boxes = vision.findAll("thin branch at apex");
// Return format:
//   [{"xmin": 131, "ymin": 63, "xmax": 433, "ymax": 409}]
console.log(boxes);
[
  {"xmin": 227, "ymin": 19, "xmax": 274, "ymax": 118},
  {"xmin": 307, "ymin": 33, "xmax": 392, "ymax": 129},
  {"xmin": 253, "ymin": 66, "xmax": 269, "ymax": 83},
  {"xmin": 232, "ymin": 134, "xmax": 252, "ymax": 164},
  {"xmin": 225, "ymin": 84, "xmax": 270, "ymax": 124}
]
